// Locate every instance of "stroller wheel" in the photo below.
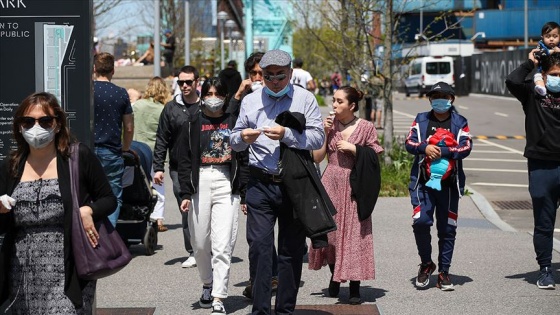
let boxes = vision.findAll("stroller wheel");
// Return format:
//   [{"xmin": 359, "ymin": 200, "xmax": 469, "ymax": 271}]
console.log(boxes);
[{"xmin": 143, "ymin": 225, "xmax": 157, "ymax": 256}]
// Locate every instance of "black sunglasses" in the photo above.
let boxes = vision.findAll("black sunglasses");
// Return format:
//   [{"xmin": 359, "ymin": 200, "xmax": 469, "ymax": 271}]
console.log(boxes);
[
  {"xmin": 263, "ymin": 73, "xmax": 287, "ymax": 82},
  {"xmin": 249, "ymin": 70, "xmax": 263, "ymax": 77},
  {"xmin": 177, "ymin": 79, "xmax": 195, "ymax": 86},
  {"xmin": 19, "ymin": 116, "xmax": 56, "ymax": 130}
]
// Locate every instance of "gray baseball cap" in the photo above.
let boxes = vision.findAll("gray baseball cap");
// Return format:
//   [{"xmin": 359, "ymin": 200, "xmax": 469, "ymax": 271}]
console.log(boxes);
[{"xmin": 259, "ymin": 50, "xmax": 292, "ymax": 69}]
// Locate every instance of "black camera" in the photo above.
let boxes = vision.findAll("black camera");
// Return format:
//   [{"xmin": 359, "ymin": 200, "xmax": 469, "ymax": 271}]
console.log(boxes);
[{"xmin": 534, "ymin": 49, "xmax": 548, "ymax": 60}]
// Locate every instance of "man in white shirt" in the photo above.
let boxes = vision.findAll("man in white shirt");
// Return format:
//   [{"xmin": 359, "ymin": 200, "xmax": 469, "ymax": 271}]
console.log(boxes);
[{"xmin": 290, "ymin": 57, "xmax": 316, "ymax": 92}]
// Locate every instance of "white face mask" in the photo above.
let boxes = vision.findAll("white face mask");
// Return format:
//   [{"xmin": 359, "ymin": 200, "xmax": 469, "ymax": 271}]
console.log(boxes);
[
  {"xmin": 22, "ymin": 124, "xmax": 56, "ymax": 149},
  {"xmin": 204, "ymin": 97, "xmax": 225, "ymax": 112},
  {"xmin": 251, "ymin": 81, "xmax": 263, "ymax": 91}
]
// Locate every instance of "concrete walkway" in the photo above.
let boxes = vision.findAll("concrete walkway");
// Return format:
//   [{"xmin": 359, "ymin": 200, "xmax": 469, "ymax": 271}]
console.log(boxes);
[{"xmin": 97, "ymin": 183, "xmax": 560, "ymax": 314}]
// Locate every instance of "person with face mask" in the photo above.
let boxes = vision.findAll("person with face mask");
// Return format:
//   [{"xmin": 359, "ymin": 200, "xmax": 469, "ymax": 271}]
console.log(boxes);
[
  {"xmin": 404, "ymin": 82, "xmax": 473, "ymax": 291},
  {"xmin": 506, "ymin": 52, "xmax": 560, "ymax": 290},
  {"xmin": 230, "ymin": 49, "xmax": 324, "ymax": 315},
  {"xmin": 176, "ymin": 77, "xmax": 248, "ymax": 315},
  {"xmin": 0, "ymin": 92, "xmax": 117, "ymax": 313},
  {"xmin": 227, "ymin": 52, "xmax": 266, "ymax": 116}
]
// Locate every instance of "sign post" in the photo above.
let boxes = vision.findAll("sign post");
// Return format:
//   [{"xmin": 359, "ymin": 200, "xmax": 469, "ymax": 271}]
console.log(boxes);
[{"xmin": 0, "ymin": 0, "xmax": 93, "ymax": 161}]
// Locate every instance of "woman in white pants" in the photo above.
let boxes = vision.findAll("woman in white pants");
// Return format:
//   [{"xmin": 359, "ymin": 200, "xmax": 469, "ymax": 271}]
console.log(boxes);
[{"xmin": 177, "ymin": 77, "xmax": 248, "ymax": 315}]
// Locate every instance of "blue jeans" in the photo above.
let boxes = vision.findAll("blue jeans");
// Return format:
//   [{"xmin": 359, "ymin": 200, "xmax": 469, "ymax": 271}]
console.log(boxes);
[
  {"xmin": 528, "ymin": 158, "xmax": 560, "ymax": 268},
  {"xmin": 246, "ymin": 178, "xmax": 306, "ymax": 315},
  {"xmin": 411, "ymin": 184, "xmax": 459, "ymax": 272},
  {"xmin": 95, "ymin": 146, "xmax": 124, "ymax": 227}
]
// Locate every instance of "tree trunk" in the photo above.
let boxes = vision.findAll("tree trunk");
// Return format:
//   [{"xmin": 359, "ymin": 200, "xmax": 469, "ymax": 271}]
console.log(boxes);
[{"xmin": 382, "ymin": 0, "xmax": 394, "ymax": 165}]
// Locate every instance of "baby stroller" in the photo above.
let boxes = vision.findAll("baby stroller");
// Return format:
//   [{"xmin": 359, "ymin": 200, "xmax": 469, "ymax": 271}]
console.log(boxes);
[{"xmin": 116, "ymin": 140, "xmax": 158, "ymax": 255}]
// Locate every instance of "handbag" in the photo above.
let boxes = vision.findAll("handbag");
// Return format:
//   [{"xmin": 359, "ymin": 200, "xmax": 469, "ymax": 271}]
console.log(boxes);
[{"xmin": 69, "ymin": 143, "xmax": 131, "ymax": 280}]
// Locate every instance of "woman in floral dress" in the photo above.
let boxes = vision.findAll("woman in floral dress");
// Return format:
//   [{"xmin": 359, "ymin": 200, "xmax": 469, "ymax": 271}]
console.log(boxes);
[
  {"xmin": 0, "ymin": 92, "xmax": 116, "ymax": 314},
  {"xmin": 308, "ymin": 86, "xmax": 383, "ymax": 304}
]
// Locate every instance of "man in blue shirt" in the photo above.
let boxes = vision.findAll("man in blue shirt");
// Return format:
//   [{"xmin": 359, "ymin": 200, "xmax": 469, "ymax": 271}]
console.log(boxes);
[
  {"xmin": 93, "ymin": 52, "xmax": 134, "ymax": 227},
  {"xmin": 230, "ymin": 49, "xmax": 324, "ymax": 315}
]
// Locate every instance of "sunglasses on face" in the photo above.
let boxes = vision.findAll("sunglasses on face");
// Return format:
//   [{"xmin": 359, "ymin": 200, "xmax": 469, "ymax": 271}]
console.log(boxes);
[
  {"xmin": 177, "ymin": 79, "xmax": 195, "ymax": 86},
  {"xmin": 19, "ymin": 116, "xmax": 56, "ymax": 130},
  {"xmin": 263, "ymin": 73, "xmax": 287, "ymax": 82},
  {"xmin": 249, "ymin": 70, "xmax": 263, "ymax": 77}
]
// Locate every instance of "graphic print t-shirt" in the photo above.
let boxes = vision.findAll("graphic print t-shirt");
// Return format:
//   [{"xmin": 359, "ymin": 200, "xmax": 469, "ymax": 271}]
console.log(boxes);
[{"xmin": 200, "ymin": 113, "xmax": 232, "ymax": 165}]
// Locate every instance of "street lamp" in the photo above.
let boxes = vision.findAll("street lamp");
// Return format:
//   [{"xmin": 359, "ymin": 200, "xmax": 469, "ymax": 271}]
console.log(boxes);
[
  {"xmin": 225, "ymin": 19, "xmax": 236, "ymax": 61},
  {"xmin": 415, "ymin": 33, "xmax": 430, "ymax": 55},
  {"xmin": 470, "ymin": 32, "xmax": 486, "ymax": 41},
  {"xmin": 232, "ymin": 30, "xmax": 241, "ymax": 62},
  {"xmin": 217, "ymin": 11, "xmax": 228, "ymax": 70}
]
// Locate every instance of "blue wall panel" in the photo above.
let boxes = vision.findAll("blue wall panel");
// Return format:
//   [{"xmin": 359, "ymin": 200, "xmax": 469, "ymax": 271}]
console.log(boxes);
[{"xmin": 475, "ymin": 8, "xmax": 560, "ymax": 40}]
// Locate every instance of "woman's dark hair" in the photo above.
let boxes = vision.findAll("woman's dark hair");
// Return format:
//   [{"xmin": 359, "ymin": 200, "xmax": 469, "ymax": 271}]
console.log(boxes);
[
  {"xmin": 201, "ymin": 77, "xmax": 229, "ymax": 112},
  {"xmin": 540, "ymin": 52, "xmax": 560, "ymax": 73},
  {"xmin": 338, "ymin": 86, "xmax": 364, "ymax": 112},
  {"xmin": 10, "ymin": 92, "xmax": 73, "ymax": 176},
  {"xmin": 244, "ymin": 52, "xmax": 265, "ymax": 73},
  {"xmin": 541, "ymin": 21, "xmax": 560, "ymax": 36}
]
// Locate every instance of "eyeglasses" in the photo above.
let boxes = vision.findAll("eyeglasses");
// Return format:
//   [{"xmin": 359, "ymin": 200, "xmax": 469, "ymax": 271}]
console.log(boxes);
[
  {"xmin": 19, "ymin": 116, "xmax": 56, "ymax": 130},
  {"xmin": 249, "ymin": 70, "xmax": 263, "ymax": 77},
  {"xmin": 263, "ymin": 73, "xmax": 287, "ymax": 82},
  {"xmin": 177, "ymin": 79, "xmax": 195, "ymax": 86}
]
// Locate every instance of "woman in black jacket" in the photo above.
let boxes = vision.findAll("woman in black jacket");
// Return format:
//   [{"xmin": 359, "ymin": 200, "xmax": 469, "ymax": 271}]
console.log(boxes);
[
  {"xmin": 177, "ymin": 77, "xmax": 248, "ymax": 314},
  {"xmin": 0, "ymin": 92, "xmax": 116, "ymax": 313}
]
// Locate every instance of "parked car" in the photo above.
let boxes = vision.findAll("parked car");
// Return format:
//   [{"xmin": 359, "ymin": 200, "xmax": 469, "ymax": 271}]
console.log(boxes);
[{"xmin": 404, "ymin": 56, "xmax": 454, "ymax": 97}]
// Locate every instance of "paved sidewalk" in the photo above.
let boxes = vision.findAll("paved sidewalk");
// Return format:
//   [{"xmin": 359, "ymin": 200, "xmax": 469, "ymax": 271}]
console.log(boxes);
[{"xmin": 97, "ymin": 183, "xmax": 560, "ymax": 314}]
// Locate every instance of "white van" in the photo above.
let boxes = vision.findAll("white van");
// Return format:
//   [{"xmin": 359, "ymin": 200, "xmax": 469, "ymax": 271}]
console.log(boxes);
[{"xmin": 404, "ymin": 56, "xmax": 454, "ymax": 97}]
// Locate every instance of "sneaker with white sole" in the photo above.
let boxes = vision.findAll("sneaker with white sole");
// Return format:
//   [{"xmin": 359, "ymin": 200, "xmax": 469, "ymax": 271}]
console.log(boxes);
[
  {"xmin": 415, "ymin": 261, "xmax": 436, "ymax": 288},
  {"xmin": 436, "ymin": 271, "xmax": 455, "ymax": 291},
  {"xmin": 211, "ymin": 300, "xmax": 226, "ymax": 314},
  {"xmin": 199, "ymin": 286, "xmax": 213, "ymax": 308},
  {"xmin": 537, "ymin": 267, "xmax": 556, "ymax": 290},
  {"xmin": 182, "ymin": 256, "xmax": 197, "ymax": 268}
]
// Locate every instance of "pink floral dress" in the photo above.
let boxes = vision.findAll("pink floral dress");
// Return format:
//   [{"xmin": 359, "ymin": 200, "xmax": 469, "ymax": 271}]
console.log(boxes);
[{"xmin": 308, "ymin": 119, "xmax": 383, "ymax": 282}]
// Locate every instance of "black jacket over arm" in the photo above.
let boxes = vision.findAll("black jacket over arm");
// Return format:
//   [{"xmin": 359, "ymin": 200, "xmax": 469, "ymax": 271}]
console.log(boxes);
[
  {"xmin": 276, "ymin": 111, "xmax": 337, "ymax": 248},
  {"xmin": 0, "ymin": 143, "xmax": 117, "ymax": 307},
  {"xmin": 350, "ymin": 145, "xmax": 381, "ymax": 221}
]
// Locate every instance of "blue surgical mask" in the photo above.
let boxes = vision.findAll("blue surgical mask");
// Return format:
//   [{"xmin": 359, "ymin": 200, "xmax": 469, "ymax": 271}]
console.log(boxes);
[
  {"xmin": 264, "ymin": 84, "xmax": 290, "ymax": 98},
  {"xmin": 431, "ymin": 99, "xmax": 452, "ymax": 113},
  {"xmin": 546, "ymin": 75, "xmax": 560, "ymax": 93}
]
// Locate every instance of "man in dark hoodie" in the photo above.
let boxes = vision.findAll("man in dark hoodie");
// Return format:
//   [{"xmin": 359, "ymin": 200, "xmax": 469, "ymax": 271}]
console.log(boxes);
[
  {"xmin": 219, "ymin": 60, "xmax": 242, "ymax": 99},
  {"xmin": 153, "ymin": 65, "xmax": 200, "ymax": 268},
  {"xmin": 506, "ymin": 51, "xmax": 560, "ymax": 290}
]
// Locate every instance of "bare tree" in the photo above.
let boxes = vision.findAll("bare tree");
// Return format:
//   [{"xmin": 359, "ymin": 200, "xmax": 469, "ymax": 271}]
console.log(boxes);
[{"xmin": 291, "ymin": 0, "xmax": 464, "ymax": 163}]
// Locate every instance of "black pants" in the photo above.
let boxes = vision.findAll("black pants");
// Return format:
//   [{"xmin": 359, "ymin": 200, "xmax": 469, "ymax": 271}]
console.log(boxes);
[
  {"xmin": 528, "ymin": 158, "xmax": 560, "ymax": 268},
  {"xmin": 170, "ymin": 169, "xmax": 193, "ymax": 254},
  {"xmin": 246, "ymin": 178, "xmax": 306, "ymax": 315}
]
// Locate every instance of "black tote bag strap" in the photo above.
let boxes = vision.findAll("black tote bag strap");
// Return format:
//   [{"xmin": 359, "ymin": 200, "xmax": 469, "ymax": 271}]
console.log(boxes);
[{"xmin": 69, "ymin": 143, "xmax": 81, "ymax": 208}]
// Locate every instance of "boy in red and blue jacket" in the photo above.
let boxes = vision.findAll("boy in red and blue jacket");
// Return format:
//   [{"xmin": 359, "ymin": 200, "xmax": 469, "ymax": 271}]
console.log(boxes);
[{"xmin": 405, "ymin": 82, "xmax": 472, "ymax": 291}]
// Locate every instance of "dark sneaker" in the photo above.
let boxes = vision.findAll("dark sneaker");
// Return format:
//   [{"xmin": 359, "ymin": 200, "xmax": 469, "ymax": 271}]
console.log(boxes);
[
  {"xmin": 436, "ymin": 271, "xmax": 455, "ymax": 291},
  {"xmin": 199, "ymin": 286, "xmax": 213, "ymax": 308},
  {"xmin": 348, "ymin": 295, "xmax": 363, "ymax": 305},
  {"xmin": 415, "ymin": 261, "xmax": 436, "ymax": 288},
  {"xmin": 537, "ymin": 267, "xmax": 556, "ymax": 289},
  {"xmin": 242, "ymin": 280, "xmax": 253, "ymax": 299},
  {"xmin": 211, "ymin": 300, "xmax": 226, "ymax": 315},
  {"xmin": 328, "ymin": 279, "xmax": 340, "ymax": 297}
]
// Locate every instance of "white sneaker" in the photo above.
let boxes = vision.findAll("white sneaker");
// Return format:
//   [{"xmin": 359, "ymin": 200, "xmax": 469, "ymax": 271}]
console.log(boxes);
[
  {"xmin": 211, "ymin": 299, "xmax": 226, "ymax": 314},
  {"xmin": 182, "ymin": 256, "xmax": 197, "ymax": 268}
]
